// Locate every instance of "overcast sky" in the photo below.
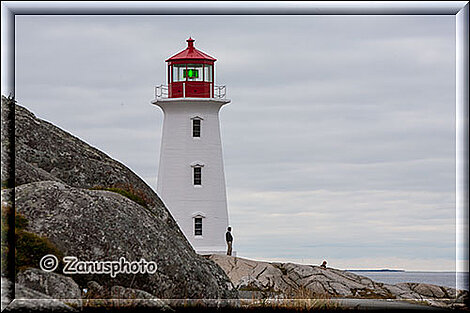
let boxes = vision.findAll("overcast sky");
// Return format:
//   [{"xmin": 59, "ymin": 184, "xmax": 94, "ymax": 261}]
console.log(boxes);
[{"xmin": 15, "ymin": 13, "xmax": 460, "ymax": 271}]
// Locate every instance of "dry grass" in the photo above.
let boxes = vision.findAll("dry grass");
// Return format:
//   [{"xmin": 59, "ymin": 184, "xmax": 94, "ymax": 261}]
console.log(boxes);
[
  {"xmin": 90, "ymin": 183, "xmax": 151, "ymax": 209},
  {"xmin": 241, "ymin": 285, "xmax": 341, "ymax": 311}
]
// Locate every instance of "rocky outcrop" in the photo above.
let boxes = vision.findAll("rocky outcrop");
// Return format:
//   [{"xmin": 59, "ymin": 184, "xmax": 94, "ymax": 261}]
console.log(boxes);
[
  {"xmin": 14, "ymin": 104, "xmax": 172, "ymax": 219},
  {"xmin": 16, "ymin": 268, "xmax": 81, "ymax": 300},
  {"xmin": 14, "ymin": 180, "xmax": 236, "ymax": 299},
  {"xmin": 210, "ymin": 254, "xmax": 468, "ymax": 308},
  {"xmin": 8, "ymin": 284, "xmax": 77, "ymax": 312},
  {"xmin": 84, "ymin": 281, "xmax": 172, "ymax": 310},
  {"xmin": 15, "ymin": 155, "xmax": 65, "ymax": 186},
  {"xmin": 4, "ymin": 102, "xmax": 238, "ymax": 300},
  {"xmin": 109, "ymin": 285, "xmax": 172, "ymax": 310},
  {"xmin": 3, "ymin": 275, "xmax": 78, "ymax": 312}
]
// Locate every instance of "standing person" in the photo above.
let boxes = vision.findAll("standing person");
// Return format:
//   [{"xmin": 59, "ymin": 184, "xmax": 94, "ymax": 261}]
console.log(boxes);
[{"xmin": 226, "ymin": 227, "xmax": 233, "ymax": 256}]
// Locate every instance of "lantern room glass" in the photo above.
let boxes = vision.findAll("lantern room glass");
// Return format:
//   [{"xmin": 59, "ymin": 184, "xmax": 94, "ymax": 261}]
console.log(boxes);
[
  {"xmin": 204, "ymin": 65, "xmax": 213, "ymax": 82},
  {"xmin": 172, "ymin": 64, "xmax": 185, "ymax": 82},
  {"xmin": 186, "ymin": 64, "xmax": 203, "ymax": 81},
  {"xmin": 171, "ymin": 64, "xmax": 213, "ymax": 83}
]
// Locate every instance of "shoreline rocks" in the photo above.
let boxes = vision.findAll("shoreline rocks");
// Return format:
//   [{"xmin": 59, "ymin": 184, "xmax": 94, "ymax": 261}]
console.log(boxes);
[{"xmin": 209, "ymin": 254, "xmax": 468, "ymax": 309}]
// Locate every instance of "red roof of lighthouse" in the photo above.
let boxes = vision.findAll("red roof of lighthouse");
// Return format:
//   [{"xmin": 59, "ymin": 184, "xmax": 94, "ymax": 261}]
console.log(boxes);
[{"xmin": 166, "ymin": 37, "xmax": 216, "ymax": 62}]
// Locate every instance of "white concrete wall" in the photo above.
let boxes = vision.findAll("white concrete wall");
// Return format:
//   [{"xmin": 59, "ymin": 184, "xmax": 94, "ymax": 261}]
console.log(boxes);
[{"xmin": 153, "ymin": 98, "xmax": 230, "ymax": 254}]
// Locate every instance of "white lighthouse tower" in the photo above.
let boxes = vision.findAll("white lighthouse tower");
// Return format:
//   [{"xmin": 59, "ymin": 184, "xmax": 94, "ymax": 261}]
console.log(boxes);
[{"xmin": 152, "ymin": 38, "xmax": 231, "ymax": 255}]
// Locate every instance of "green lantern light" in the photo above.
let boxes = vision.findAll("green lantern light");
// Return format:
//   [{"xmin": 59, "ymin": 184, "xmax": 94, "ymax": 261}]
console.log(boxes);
[{"xmin": 184, "ymin": 69, "xmax": 199, "ymax": 78}]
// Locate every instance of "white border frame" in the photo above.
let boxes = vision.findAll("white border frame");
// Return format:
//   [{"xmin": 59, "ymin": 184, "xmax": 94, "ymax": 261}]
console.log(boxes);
[{"xmin": 1, "ymin": 0, "xmax": 468, "ymax": 306}]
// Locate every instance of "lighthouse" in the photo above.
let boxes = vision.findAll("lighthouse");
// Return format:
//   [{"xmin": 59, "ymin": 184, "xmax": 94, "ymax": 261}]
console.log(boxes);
[{"xmin": 152, "ymin": 38, "xmax": 231, "ymax": 255}]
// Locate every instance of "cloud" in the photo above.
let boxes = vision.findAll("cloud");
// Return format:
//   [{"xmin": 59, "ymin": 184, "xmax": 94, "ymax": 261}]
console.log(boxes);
[{"xmin": 227, "ymin": 187, "xmax": 455, "ymax": 263}]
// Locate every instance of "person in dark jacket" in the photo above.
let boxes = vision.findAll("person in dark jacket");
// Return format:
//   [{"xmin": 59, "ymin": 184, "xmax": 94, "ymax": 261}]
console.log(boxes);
[{"xmin": 225, "ymin": 227, "xmax": 233, "ymax": 256}]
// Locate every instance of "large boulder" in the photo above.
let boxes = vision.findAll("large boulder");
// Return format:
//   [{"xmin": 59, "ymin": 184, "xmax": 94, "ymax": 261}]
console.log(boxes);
[
  {"xmin": 15, "ymin": 156, "xmax": 65, "ymax": 186},
  {"xmin": 16, "ymin": 268, "xmax": 81, "ymax": 300},
  {"xmin": 8, "ymin": 284, "xmax": 77, "ymax": 312},
  {"xmin": 15, "ymin": 181, "xmax": 236, "ymax": 299},
  {"xmin": 14, "ymin": 104, "xmax": 168, "ymax": 220}
]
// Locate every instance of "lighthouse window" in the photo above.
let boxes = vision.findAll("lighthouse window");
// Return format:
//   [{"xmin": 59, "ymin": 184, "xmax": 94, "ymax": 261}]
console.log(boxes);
[
  {"xmin": 193, "ymin": 167, "xmax": 202, "ymax": 185},
  {"xmin": 173, "ymin": 64, "xmax": 186, "ymax": 82},
  {"xmin": 204, "ymin": 65, "xmax": 213, "ymax": 82},
  {"xmin": 194, "ymin": 217, "xmax": 203, "ymax": 236},
  {"xmin": 192, "ymin": 119, "xmax": 201, "ymax": 137}
]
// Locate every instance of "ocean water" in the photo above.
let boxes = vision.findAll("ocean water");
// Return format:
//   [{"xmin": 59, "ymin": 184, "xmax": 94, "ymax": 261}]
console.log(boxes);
[{"xmin": 348, "ymin": 271, "xmax": 469, "ymax": 291}]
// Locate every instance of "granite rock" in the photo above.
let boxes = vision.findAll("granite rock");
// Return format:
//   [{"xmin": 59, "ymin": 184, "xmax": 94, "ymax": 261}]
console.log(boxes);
[
  {"xmin": 210, "ymin": 254, "xmax": 467, "ymax": 308},
  {"xmin": 14, "ymin": 104, "xmax": 168, "ymax": 220},
  {"xmin": 16, "ymin": 268, "xmax": 81, "ymax": 300},
  {"xmin": 14, "ymin": 180, "xmax": 236, "ymax": 299},
  {"xmin": 6, "ymin": 284, "xmax": 77, "ymax": 312}
]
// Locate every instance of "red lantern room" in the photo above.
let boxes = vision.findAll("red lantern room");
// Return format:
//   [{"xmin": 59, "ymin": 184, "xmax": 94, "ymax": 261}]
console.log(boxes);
[{"xmin": 166, "ymin": 37, "xmax": 216, "ymax": 98}]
